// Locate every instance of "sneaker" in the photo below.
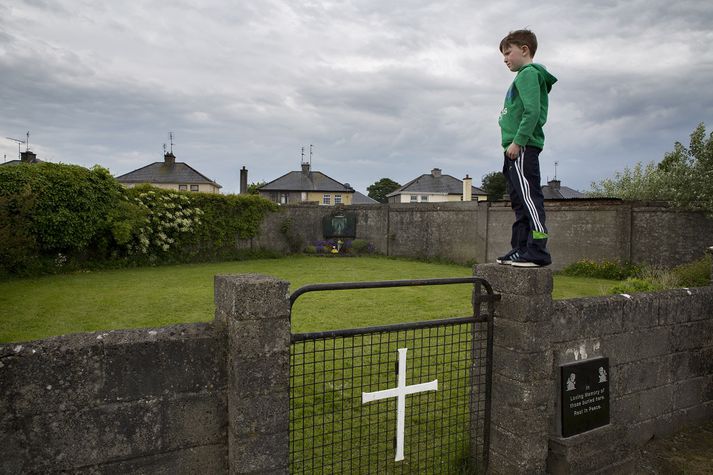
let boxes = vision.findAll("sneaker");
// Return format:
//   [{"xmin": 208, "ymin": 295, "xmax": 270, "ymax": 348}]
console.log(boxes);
[
  {"xmin": 496, "ymin": 250, "xmax": 519, "ymax": 265},
  {"xmin": 511, "ymin": 255, "xmax": 550, "ymax": 268}
]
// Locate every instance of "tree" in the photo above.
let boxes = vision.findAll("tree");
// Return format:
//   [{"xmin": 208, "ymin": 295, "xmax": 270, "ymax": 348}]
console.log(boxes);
[
  {"xmin": 481, "ymin": 171, "xmax": 507, "ymax": 201},
  {"xmin": 589, "ymin": 122, "xmax": 713, "ymax": 216},
  {"xmin": 247, "ymin": 181, "xmax": 267, "ymax": 195},
  {"xmin": 367, "ymin": 178, "xmax": 401, "ymax": 203}
]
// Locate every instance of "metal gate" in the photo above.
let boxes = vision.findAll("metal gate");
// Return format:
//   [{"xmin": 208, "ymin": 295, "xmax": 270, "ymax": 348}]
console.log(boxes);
[{"xmin": 289, "ymin": 277, "xmax": 496, "ymax": 474}]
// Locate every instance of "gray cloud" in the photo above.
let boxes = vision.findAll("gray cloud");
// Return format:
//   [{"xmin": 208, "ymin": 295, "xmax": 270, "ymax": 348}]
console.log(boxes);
[{"xmin": 1, "ymin": 0, "xmax": 712, "ymax": 194}]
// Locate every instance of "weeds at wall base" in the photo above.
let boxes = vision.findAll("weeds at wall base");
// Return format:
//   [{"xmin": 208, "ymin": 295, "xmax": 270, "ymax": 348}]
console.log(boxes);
[{"xmin": 560, "ymin": 255, "xmax": 712, "ymax": 295}]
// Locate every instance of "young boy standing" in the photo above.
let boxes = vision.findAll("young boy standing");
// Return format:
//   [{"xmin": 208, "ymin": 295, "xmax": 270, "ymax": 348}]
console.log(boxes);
[{"xmin": 496, "ymin": 29, "xmax": 557, "ymax": 267}]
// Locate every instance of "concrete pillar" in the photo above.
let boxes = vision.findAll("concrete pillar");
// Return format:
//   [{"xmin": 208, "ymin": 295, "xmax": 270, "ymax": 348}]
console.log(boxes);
[
  {"xmin": 473, "ymin": 263, "xmax": 554, "ymax": 474},
  {"xmin": 214, "ymin": 274, "xmax": 291, "ymax": 474}
]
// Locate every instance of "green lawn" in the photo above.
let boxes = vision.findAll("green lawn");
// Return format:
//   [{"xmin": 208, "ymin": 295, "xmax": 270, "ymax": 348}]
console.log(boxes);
[{"xmin": 0, "ymin": 256, "xmax": 618, "ymax": 343}]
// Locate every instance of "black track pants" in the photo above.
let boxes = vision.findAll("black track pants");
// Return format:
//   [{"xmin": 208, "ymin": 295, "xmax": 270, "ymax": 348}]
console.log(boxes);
[{"xmin": 502, "ymin": 146, "xmax": 552, "ymax": 265}]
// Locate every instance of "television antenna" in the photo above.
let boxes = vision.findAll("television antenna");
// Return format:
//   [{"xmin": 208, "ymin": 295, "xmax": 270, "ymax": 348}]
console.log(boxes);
[
  {"xmin": 6, "ymin": 136, "xmax": 25, "ymax": 159},
  {"xmin": 554, "ymin": 161, "xmax": 559, "ymax": 180},
  {"xmin": 169, "ymin": 132, "xmax": 174, "ymax": 154},
  {"xmin": 309, "ymin": 144, "xmax": 313, "ymax": 165},
  {"xmin": 301, "ymin": 146, "xmax": 305, "ymax": 163}
]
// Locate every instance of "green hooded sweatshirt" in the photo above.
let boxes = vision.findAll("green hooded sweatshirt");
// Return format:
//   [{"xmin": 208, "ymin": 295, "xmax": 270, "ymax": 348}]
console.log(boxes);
[{"xmin": 498, "ymin": 63, "xmax": 557, "ymax": 150}]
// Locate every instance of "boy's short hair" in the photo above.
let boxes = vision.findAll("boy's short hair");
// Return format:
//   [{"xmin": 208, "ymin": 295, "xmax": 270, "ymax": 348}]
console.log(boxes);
[{"xmin": 499, "ymin": 29, "xmax": 538, "ymax": 57}]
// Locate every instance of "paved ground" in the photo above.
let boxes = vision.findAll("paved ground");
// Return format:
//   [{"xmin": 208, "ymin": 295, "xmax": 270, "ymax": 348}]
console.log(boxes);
[{"xmin": 632, "ymin": 419, "xmax": 713, "ymax": 474}]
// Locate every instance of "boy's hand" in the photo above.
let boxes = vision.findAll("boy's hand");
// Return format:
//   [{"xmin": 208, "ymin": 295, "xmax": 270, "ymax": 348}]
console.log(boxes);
[{"xmin": 506, "ymin": 142, "xmax": 521, "ymax": 160}]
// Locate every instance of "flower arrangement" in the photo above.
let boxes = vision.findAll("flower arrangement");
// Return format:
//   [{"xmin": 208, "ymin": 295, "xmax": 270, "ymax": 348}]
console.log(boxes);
[{"xmin": 306, "ymin": 238, "xmax": 375, "ymax": 256}]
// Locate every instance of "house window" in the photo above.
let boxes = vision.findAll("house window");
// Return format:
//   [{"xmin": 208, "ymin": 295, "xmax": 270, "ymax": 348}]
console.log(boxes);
[
  {"xmin": 334, "ymin": 194, "xmax": 342, "ymax": 204},
  {"xmin": 421, "ymin": 195, "xmax": 429, "ymax": 202},
  {"xmin": 410, "ymin": 195, "xmax": 417, "ymax": 203},
  {"xmin": 323, "ymin": 194, "xmax": 331, "ymax": 205},
  {"xmin": 179, "ymin": 185, "xmax": 187, "ymax": 191},
  {"xmin": 280, "ymin": 193, "xmax": 288, "ymax": 205},
  {"xmin": 190, "ymin": 185, "xmax": 199, "ymax": 192}
]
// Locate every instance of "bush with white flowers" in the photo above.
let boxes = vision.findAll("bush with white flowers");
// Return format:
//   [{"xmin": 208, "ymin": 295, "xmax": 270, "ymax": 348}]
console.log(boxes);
[{"xmin": 128, "ymin": 190, "xmax": 204, "ymax": 257}]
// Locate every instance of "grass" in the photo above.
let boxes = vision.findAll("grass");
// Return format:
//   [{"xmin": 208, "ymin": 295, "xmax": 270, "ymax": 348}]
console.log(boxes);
[{"xmin": 0, "ymin": 256, "xmax": 620, "ymax": 343}]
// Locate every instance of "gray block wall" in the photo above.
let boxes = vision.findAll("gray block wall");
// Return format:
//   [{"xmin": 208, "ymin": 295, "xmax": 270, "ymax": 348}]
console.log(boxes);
[
  {"xmin": 474, "ymin": 263, "xmax": 713, "ymax": 474},
  {"xmin": 0, "ymin": 324, "xmax": 228, "ymax": 474},
  {"xmin": 239, "ymin": 200, "xmax": 713, "ymax": 270},
  {"xmin": 548, "ymin": 288, "xmax": 713, "ymax": 473}
]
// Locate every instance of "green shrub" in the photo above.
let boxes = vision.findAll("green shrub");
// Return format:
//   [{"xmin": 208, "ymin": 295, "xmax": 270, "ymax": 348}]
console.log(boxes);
[
  {"xmin": 0, "ymin": 163, "xmax": 139, "ymax": 274},
  {"xmin": 189, "ymin": 192, "xmax": 277, "ymax": 244},
  {"xmin": 672, "ymin": 254, "xmax": 711, "ymax": 287},
  {"xmin": 123, "ymin": 187, "xmax": 203, "ymax": 259},
  {"xmin": 610, "ymin": 278, "xmax": 662, "ymax": 294},
  {"xmin": 0, "ymin": 163, "xmax": 131, "ymax": 252},
  {"xmin": 123, "ymin": 186, "xmax": 278, "ymax": 263},
  {"xmin": 0, "ymin": 186, "xmax": 39, "ymax": 275},
  {"xmin": 608, "ymin": 255, "xmax": 711, "ymax": 294},
  {"xmin": 350, "ymin": 239, "xmax": 370, "ymax": 254},
  {"xmin": 561, "ymin": 259, "xmax": 641, "ymax": 280}
]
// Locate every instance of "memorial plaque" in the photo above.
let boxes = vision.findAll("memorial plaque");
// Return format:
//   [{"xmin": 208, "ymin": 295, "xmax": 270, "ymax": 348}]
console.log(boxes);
[
  {"xmin": 560, "ymin": 357, "xmax": 610, "ymax": 437},
  {"xmin": 322, "ymin": 211, "xmax": 357, "ymax": 238}
]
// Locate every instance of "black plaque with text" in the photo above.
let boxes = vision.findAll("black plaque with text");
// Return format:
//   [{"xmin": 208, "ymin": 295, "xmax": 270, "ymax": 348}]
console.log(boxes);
[{"xmin": 561, "ymin": 357, "xmax": 610, "ymax": 437}]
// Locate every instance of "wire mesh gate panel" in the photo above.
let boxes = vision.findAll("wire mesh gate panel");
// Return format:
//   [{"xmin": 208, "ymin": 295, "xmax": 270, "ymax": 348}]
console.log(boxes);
[{"xmin": 289, "ymin": 278, "xmax": 495, "ymax": 474}]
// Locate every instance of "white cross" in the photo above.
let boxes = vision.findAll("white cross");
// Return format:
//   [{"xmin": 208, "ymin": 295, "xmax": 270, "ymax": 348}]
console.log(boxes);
[{"xmin": 361, "ymin": 347, "xmax": 438, "ymax": 462}]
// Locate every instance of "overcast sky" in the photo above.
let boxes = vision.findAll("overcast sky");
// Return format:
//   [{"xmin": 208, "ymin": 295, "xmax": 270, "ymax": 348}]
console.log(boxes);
[{"xmin": 1, "ymin": 0, "xmax": 712, "ymax": 194}]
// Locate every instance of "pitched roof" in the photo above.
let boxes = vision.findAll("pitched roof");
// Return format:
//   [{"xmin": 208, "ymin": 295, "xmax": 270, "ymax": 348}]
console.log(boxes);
[
  {"xmin": 1, "ymin": 152, "xmax": 43, "ymax": 167},
  {"xmin": 387, "ymin": 169, "xmax": 486, "ymax": 197},
  {"xmin": 259, "ymin": 166, "xmax": 353, "ymax": 193},
  {"xmin": 0, "ymin": 159, "xmax": 42, "ymax": 167},
  {"xmin": 352, "ymin": 190, "xmax": 379, "ymax": 204},
  {"xmin": 116, "ymin": 161, "xmax": 221, "ymax": 188},
  {"xmin": 541, "ymin": 180, "xmax": 585, "ymax": 199}
]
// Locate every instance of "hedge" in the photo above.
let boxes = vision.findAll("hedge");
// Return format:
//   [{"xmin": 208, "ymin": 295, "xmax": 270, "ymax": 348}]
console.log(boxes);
[{"xmin": 0, "ymin": 163, "xmax": 278, "ymax": 277}]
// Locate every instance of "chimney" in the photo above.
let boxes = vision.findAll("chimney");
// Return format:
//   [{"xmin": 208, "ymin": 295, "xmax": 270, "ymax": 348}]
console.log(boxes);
[
  {"xmin": 164, "ymin": 151, "xmax": 176, "ymax": 166},
  {"xmin": 548, "ymin": 179, "xmax": 561, "ymax": 192},
  {"xmin": 20, "ymin": 150, "xmax": 37, "ymax": 163},
  {"xmin": 240, "ymin": 166, "xmax": 248, "ymax": 194},
  {"xmin": 301, "ymin": 162, "xmax": 310, "ymax": 175},
  {"xmin": 431, "ymin": 168, "xmax": 442, "ymax": 177},
  {"xmin": 462, "ymin": 174, "xmax": 473, "ymax": 202}
]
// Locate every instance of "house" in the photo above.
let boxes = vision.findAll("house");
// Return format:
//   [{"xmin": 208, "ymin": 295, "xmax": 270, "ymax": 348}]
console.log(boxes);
[
  {"xmin": 258, "ymin": 162, "xmax": 355, "ymax": 205},
  {"xmin": 115, "ymin": 152, "xmax": 221, "ymax": 193},
  {"xmin": 0, "ymin": 150, "xmax": 42, "ymax": 167},
  {"xmin": 387, "ymin": 168, "xmax": 487, "ymax": 203},
  {"xmin": 541, "ymin": 179, "xmax": 585, "ymax": 199}
]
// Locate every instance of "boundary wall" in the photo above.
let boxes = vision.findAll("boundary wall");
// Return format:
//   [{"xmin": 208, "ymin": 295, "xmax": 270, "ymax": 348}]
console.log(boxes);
[
  {"xmin": 2, "ymin": 266, "xmax": 712, "ymax": 473},
  {"xmin": 239, "ymin": 200, "xmax": 713, "ymax": 270},
  {"xmin": 475, "ymin": 264, "xmax": 713, "ymax": 474}
]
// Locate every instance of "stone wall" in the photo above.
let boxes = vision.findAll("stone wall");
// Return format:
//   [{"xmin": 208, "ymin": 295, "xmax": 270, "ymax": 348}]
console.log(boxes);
[
  {"xmin": 474, "ymin": 264, "xmax": 713, "ymax": 474},
  {"xmin": 0, "ymin": 275, "xmax": 291, "ymax": 474},
  {"xmin": 2, "ymin": 269, "xmax": 712, "ymax": 473},
  {"xmin": 239, "ymin": 200, "xmax": 713, "ymax": 270},
  {"xmin": 547, "ymin": 288, "xmax": 713, "ymax": 473},
  {"xmin": 0, "ymin": 324, "xmax": 227, "ymax": 474}
]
